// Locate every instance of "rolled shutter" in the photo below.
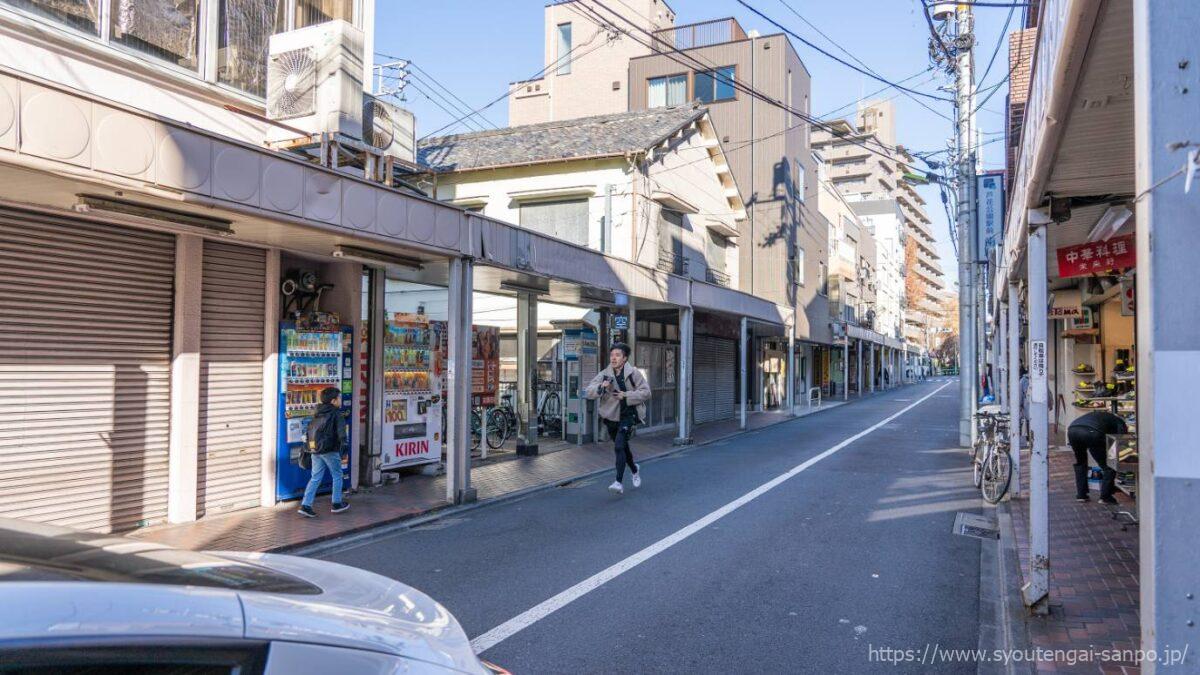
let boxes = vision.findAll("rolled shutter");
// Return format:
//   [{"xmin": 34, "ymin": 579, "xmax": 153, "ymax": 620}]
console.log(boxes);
[
  {"xmin": 198, "ymin": 241, "xmax": 266, "ymax": 517},
  {"xmin": 0, "ymin": 210, "xmax": 174, "ymax": 532},
  {"xmin": 693, "ymin": 336, "xmax": 736, "ymax": 425}
]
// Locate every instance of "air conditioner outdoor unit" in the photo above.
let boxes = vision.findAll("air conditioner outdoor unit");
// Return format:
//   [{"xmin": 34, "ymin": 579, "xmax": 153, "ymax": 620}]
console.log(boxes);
[
  {"xmin": 266, "ymin": 20, "xmax": 364, "ymax": 145},
  {"xmin": 362, "ymin": 94, "xmax": 416, "ymax": 163}
]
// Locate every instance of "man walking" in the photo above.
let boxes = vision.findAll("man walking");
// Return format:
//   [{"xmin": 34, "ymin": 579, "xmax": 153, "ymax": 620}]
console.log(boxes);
[
  {"xmin": 1067, "ymin": 410, "xmax": 1127, "ymax": 504},
  {"xmin": 585, "ymin": 343, "xmax": 651, "ymax": 495},
  {"xmin": 298, "ymin": 387, "xmax": 350, "ymax": 517}
]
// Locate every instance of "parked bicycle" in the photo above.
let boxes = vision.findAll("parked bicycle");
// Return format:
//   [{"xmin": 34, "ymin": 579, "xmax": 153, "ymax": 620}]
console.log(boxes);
[{"xmin": 972, "ymin": 407, "xmax": 1013, "ymax": 504}]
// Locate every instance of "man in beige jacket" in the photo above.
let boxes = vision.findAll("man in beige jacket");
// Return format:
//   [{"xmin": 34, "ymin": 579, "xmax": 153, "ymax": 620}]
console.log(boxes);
[{"xmin": 584, "ymin": 343, "xmax": 652, "ymax": 494}]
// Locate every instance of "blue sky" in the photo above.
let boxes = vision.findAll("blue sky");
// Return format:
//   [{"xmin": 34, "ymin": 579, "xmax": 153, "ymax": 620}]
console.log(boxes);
[{"xmin": 374, "ymin": 0, "xmax": 1019, "ymax": 283}]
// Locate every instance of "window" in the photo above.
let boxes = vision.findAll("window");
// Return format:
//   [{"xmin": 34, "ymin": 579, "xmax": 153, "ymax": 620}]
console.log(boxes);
[
  {"xmin": 694, "ymin": 65, "xmax": 735, "ymax": 103},
  {"xmin": 4, "ymin": 0, "xmax": 97, "ymax": 32},
  {"xmin": 218, "ymin": 0, "xmax": 288, "ymax": 96},
  {"xmin": 109, "ymin": 0, "xmax": 202, "ymax": 69},
  {"xmin": 793, "ymin": 245, "xmax": 805, "ymax": 286},
  {"xmin": 556, "ymin": 22, "xmax": 572, "ymax": 75},
  {"xmin": 294, "ymin": 0, "xmax": 351, "ymax": 27},
  {"xmin": 648, "ymin": 74, "xmax": 686, "ymax": 108},
  {"xmin": 818, "ymin": 261, "xmax": 828, "ymax": 296},
  {"xmin": 794, "ymin": 159, "xmax": 806, "ymax": 203},
  {"xmin": 657, "ymin": 209, "xmax": 685, "ymax": 274},
  {"xmin": 519, "ymin": 199, "xmax": 589, "ymax": 246},
  {"xmin": 1, "ymin": 0, "xmax": 358, "ymax": 97},
  {"xmin": 706, "ymin": 231, "xmax": 728, "ymax": 273}
]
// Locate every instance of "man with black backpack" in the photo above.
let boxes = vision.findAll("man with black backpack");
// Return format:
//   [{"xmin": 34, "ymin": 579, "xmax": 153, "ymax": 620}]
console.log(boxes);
[
  {"xmin": 298, "ymin": 387, "xmax": 349, "ymax": 517},
  {"xmin": 584, "ymin": 343, "xmax": 652, "ymax": 495}
]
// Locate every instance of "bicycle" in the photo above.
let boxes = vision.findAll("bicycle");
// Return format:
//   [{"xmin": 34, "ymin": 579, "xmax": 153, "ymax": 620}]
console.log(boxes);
[
  {"xmin": 483, "ymin": 406, "xmax": 508, "ymax": 449},
  {"xmin": 470, "ymin": 409, "xmax": 482, "ymax": 451},
  {"xmin": 538, "ymin": 389, "xmax": 562, "ymax": 436},
  {"xmin": 973, "ymin": 409, "xmax": 1013, "ymax": 504}
]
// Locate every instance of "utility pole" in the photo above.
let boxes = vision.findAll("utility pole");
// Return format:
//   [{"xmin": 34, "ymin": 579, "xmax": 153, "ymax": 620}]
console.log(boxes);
[{"xmin": 950, "ymin": 4, "xmax": 976, "ymax": 447}]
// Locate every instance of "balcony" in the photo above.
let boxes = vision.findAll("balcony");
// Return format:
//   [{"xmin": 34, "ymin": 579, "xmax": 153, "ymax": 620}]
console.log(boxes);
[
  {"xmin": 658, "ymin": 250, "xmax": 688, "ymax": 276},
  {"xmin": 652, "ymin": 18, "xmax": 747, "ymax": 52},
  {"xmin": 705, "ymin": 268, "xmax": 731, "ymax": 287}
]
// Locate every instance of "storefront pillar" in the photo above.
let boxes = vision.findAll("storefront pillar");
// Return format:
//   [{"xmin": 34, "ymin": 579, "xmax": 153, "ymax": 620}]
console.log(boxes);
[
  {"xmin": 842, "ymin": 341, "xmax": 849, "ymax": 401},
  {"xmin": 1023, "ymin": 222, "xmax": 1050, "ymax": 614},
  {"xmin": 675, "ymin": 305, "xmax": 693, "ymax": 444},
  {"xmin": 856, "ymin": 340, "xmax": 863, "ymax": 397},
  {"xmin": 446, "ymin": 258, "xmax": 476, "ymax": 505},
  {"xmin": 868, "ymin": 344, "xmax": 875, "ymax": 393},
  {"xmin": 167, "ymin": 234, "xmax": 202, "ymax": 524},
  {"xmin": 363, "ymin": 267, "xmax": 386, "ymax": 488},
  {"xmin": 1133, "ymin": 2, "xmax": 1200, "ymax": 658},
  {"xmin": 259, "ymin": 249, "xmax": 281, "ymax": 506},
  {"xmin": 516, "ymin": 291, "xmax": 539, "ymax": 456},
  {"xmin": 1007, "ymin": 280, "xmax": 1021, "ymax": 497},
  {"xmin": 786, "ymin": 320, "xmax": 796, "ymax": 415},
  {"xmin": 739, "ymin": 317, "xmax": 747, "ymax": 430}
]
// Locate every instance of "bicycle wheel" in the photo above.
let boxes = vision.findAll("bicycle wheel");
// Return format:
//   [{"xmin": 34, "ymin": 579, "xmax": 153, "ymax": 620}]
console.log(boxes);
[
  {"xmin": 541, "ymin": 391, "xmax": 561, "ymax": 419},
  {"xmin": 470, "ymin": 410, "xmax": 481, "ymax": 451},
  {"xmin": 981, "ymin": 447, "xmax": 1013, "ymax": 504},
  {"xmin": 485, "ymin": 408, "xmax": 508, "ymax": 449},
  {"xmin": 972, "ymin": 442, "xmax": 985, "ymax": 488}
]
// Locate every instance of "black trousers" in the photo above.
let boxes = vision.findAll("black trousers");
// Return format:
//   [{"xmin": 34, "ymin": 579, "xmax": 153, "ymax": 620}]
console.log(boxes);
[
  {"xmin": 604, "ymin": 418, "xmax": 638, "ymax": 481},
  {"xmin": 1067, "ymin": 426, "xmax": 1115, "ymax": 499}
]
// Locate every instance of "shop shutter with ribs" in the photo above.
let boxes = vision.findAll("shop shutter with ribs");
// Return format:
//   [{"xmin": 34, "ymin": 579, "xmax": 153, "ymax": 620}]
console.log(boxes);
[
  {"xmin": 198, "ymin": 241, "xmax": 266, "ymax": 517},
  {"xmin": 0, "ymin": 209, "xmax": 175, "ymax": 532},
  {"xmin": 693, "ymin": 335, "xmax": 737, "ymax": 425}
]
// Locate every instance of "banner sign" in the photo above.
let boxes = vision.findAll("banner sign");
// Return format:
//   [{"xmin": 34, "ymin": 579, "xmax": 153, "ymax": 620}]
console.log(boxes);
[
  {"xmin": 976, "ymin": 172, "xmax": 1005, "ymax": 259},
  {"xmin": 1055, "ymin": 234, "xmax": 1135, "ymax": 278}
]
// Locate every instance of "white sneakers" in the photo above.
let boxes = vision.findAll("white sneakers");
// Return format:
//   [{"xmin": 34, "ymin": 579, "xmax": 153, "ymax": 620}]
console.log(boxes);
[
  {"xmin": 608, "ymin": 481, "xmax": 624, "ymax": 494},
  {"xmin": 631, "ymin": 467, "xmax": 641, "ymax": 489}
]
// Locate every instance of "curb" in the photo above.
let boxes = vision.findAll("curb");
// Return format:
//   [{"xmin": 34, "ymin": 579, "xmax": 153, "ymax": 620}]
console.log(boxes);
[{"xmin": 287, "ymin": 383, "xmax": 928, "ymax": 558}]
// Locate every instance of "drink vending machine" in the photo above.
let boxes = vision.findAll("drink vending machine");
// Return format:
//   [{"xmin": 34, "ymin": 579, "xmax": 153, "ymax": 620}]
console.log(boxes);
[
  {"xmin": 276, "ymin": 320, "xmax": 353, "ymax": 500},
  {"xmin": 380, "ymin": 313, "xmax": 442, "ymax": 469}
]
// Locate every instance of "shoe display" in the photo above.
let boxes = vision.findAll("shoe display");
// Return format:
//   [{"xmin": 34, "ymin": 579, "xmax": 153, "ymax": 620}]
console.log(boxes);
[
  {"xmin": 1072, "ymin": 362, "xmax": 1095, "ymax": 375},
  {"xmin": 1114, "ymin": 370, "xmax": 1135, "ymax": 381},
  {"xmin": 1073, "ymin": 396, "xmax": 1105, "ymax": 409}
]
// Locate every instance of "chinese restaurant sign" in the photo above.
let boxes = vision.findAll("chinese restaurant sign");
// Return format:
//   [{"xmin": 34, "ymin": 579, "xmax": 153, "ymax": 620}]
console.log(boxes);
[{"xmin": 1055, "ymin": 234, "xmax": 1135, "ymax": 279}]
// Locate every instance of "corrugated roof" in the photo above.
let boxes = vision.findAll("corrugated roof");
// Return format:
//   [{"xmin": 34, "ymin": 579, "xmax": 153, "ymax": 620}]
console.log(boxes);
[{"xmin": 418, "ymin": 104, "xmax": 707, "ymax": 172}]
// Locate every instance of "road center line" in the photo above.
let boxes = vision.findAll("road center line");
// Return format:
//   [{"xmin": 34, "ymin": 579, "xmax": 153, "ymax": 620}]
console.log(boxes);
[{"xmin": 470, "ymin": 381, "xmax": 954, "ymax": 654}]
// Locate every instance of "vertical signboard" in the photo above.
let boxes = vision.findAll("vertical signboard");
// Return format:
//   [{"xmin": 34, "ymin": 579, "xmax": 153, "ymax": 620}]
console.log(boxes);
[
  {"xmin": 976, "ymin": 172, "xmax": 1005, "ymax": 261},
  {"xmin": 1030, "ymin": 340, "xmax": 1047, "ymax": 404}
]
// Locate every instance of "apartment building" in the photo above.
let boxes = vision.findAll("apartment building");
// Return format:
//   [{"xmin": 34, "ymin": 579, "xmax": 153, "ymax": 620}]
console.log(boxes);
[
  {"xmin": 509, "ymin": 0, "xmax": 676, "ymax": 126},
  {"xmin": 811, "ymin": 100, "xmax": 945, "ymax": 348}
]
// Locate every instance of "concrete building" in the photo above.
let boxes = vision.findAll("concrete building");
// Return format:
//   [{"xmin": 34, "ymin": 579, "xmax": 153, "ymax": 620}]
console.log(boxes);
[
  {"xmin": 508, "ymin": 0, "xmax": 676, "ymax": 126},
  {"xmin": 811, "ymin": 101, "xmax": 944, "ymax": 351}
]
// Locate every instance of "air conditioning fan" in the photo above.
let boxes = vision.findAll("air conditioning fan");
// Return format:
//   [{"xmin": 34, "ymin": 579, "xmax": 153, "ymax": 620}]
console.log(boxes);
[
  {"xmin": 266, "ymin": 20, "xmax": 365, "ymax": 145},
  {"xmin": 362, "ymin": 94, "xmax": 416, "ymax": 163}
]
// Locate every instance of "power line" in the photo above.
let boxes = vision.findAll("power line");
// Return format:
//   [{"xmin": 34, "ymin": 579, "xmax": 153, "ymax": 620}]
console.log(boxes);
[
  {"xmin": 817, "ymin": 67, "xmax": 935, "ymax": 119},
  {"xmin": 408, "ymin": 59, "xmax": 500, "ymax": 130},
  {"xmin": 974, "ymin": 1, "xmax": 1016, "ymax": 88},
  {"xmin": 924, "ymin": 1, "xmax": 1030, "ymax": 7},
  {"xmin": 736, "ymin": 0, "xmax": 954, "ymax": 103},
  {"xmin": 404, "ymin": 75, "xmax": 491, "ymax": 133}
]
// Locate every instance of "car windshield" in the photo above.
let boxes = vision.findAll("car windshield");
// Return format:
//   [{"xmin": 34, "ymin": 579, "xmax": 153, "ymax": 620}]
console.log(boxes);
[{"xmin": 0, "ymin": 519, "xmax": 321, "ymax": 595}]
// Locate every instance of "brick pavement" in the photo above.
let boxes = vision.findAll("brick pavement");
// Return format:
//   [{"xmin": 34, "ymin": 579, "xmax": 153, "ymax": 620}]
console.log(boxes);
[
  {"xmin": 1008, "ymin": 444, "xmax": 1141, "ymax": 673},
  {"xmin": 134, "ymin": 398, "xmax": 848, "ymax": 553}
]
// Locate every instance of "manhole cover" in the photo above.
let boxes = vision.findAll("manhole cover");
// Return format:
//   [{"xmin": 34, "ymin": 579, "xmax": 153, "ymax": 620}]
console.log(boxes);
[{"xmin": 953, "ymin": 512, "xmax": 999, "ymax": 539}]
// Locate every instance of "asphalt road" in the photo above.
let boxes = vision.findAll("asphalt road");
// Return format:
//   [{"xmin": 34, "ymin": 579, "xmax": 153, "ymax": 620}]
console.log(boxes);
[{"xmin": 322, "ymin": 379, "xmax": 983, "ymax": 674}]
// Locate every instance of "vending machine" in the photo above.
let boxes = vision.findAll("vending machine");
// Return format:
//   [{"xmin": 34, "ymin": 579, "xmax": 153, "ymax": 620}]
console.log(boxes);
[
  {"xmin": 276, "ymin": 319, "xmax": 353, "ymax": 501},
  {"xmin": 380, "ymin": 313, "xmax": 442, "ymax": 469}
]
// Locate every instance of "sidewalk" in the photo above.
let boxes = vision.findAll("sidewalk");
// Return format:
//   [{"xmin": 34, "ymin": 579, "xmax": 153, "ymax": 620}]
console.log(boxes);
[
  {"xmin": 1006, "ymin": 444, "xmax": 1141, "ymax": 673},
  {"xmin": 134, "ymin": 395, "xmax": 858, "ymax": 553}
]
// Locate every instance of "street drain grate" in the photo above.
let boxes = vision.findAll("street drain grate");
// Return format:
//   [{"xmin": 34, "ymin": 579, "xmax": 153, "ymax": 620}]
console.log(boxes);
[{"xmin": 953, "ymin": 512, "xmax": 999, "ymax": 540}]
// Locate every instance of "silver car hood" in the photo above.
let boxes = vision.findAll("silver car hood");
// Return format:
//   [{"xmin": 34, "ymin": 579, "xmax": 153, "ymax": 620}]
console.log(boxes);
[{"xmin": 216, "ymin": 551, "xmax": 485, "ymax": 675}]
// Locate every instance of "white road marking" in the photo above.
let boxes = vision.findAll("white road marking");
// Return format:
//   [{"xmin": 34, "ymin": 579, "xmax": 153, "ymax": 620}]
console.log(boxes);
[{"xmin": 470, "ymin": 381, "xmax": 953, "ymax": 654}]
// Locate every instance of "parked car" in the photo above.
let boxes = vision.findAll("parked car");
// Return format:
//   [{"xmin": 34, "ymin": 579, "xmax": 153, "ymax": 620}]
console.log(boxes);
[{"xmin": 0, "ymin": 518, "xmax": 506, "ymax": 674}]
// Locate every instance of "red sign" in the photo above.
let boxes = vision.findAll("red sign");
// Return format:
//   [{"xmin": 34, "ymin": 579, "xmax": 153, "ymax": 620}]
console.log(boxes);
[
  {"xmin": 393, "ymin": 439, "xmax": 430, "ymax": 457},
  {"xmin": 1056, "ymin": 234, "xmax": 1135, "ymax": 278}
]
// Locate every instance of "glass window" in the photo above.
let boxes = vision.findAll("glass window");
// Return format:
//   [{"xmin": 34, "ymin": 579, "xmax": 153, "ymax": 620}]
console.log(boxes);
[
  {"xmin": 794, "ymin": 159, "xmax": 806, "ymax": 203},
  {"xmin": 648, "ymin": 74, "xmax": 686, "ymax": 108},
  {"xmin": 110, "ymin": 0, "xmax": 201, "ymax": 70},
  {"xmin": 2, "ymin": 0, "xmax": 99, "ymax": 33},
  {"xmin": 556, "ymin": 22, "xmax": 572, "ymax": 75},
  {"xmin": 793, "ymin": 245, "xmax": 805, "ymax": 286},
  {"xmin": 706, "ymin": 231, "xmax": 727, "ymax": 273},
  {"xmin": 819, "ymin": 261, "xmax": 828, "ymax": 296},
  {"xmin": 695, "ymin": 66, "xmax": 735, "ymax": 103},
  {"xmin": 295, "ymin": 0, "xmax": 352, "ymax": 27},
  {"xmin": 519, "ymin": 199, "xmax": 589, "ymax": 246},
  {"xmin": 218, "ymin": 0, "xmax": 287, "ymax": 96},
  {"xmin": 657, "ymin": 209, "xmax": 684, "ymax": 274}
]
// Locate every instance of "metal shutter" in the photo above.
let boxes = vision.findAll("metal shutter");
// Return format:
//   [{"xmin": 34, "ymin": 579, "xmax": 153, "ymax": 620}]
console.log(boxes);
[
  {"xmin": 0, "ymin": 210, "xmax": 174, "ymax": 532},
  {"xmin": 693, "ymin": 336, "xmax": 736, "ymax": 425},
  {"xmin": 198, "ymin": 241, "xmax": 265, "ymax": 517}
]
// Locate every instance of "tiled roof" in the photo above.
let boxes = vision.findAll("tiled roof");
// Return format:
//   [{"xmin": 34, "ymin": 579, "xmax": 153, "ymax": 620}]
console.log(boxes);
[{"xmin": 418, "ymin": 104, "xmax": 707, "ymax": 172}]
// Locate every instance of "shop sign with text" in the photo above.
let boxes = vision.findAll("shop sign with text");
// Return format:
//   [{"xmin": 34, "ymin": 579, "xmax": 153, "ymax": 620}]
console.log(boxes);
[{"xmin": 1056, "ymin": 235, "xmax": 1135, "ymax": 278}]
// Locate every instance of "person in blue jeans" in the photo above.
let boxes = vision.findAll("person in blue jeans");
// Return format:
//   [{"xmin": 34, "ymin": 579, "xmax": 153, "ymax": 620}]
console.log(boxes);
[{"xmin": 298, "ymin": 387, "xmax": 350, "ymax": 517}]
